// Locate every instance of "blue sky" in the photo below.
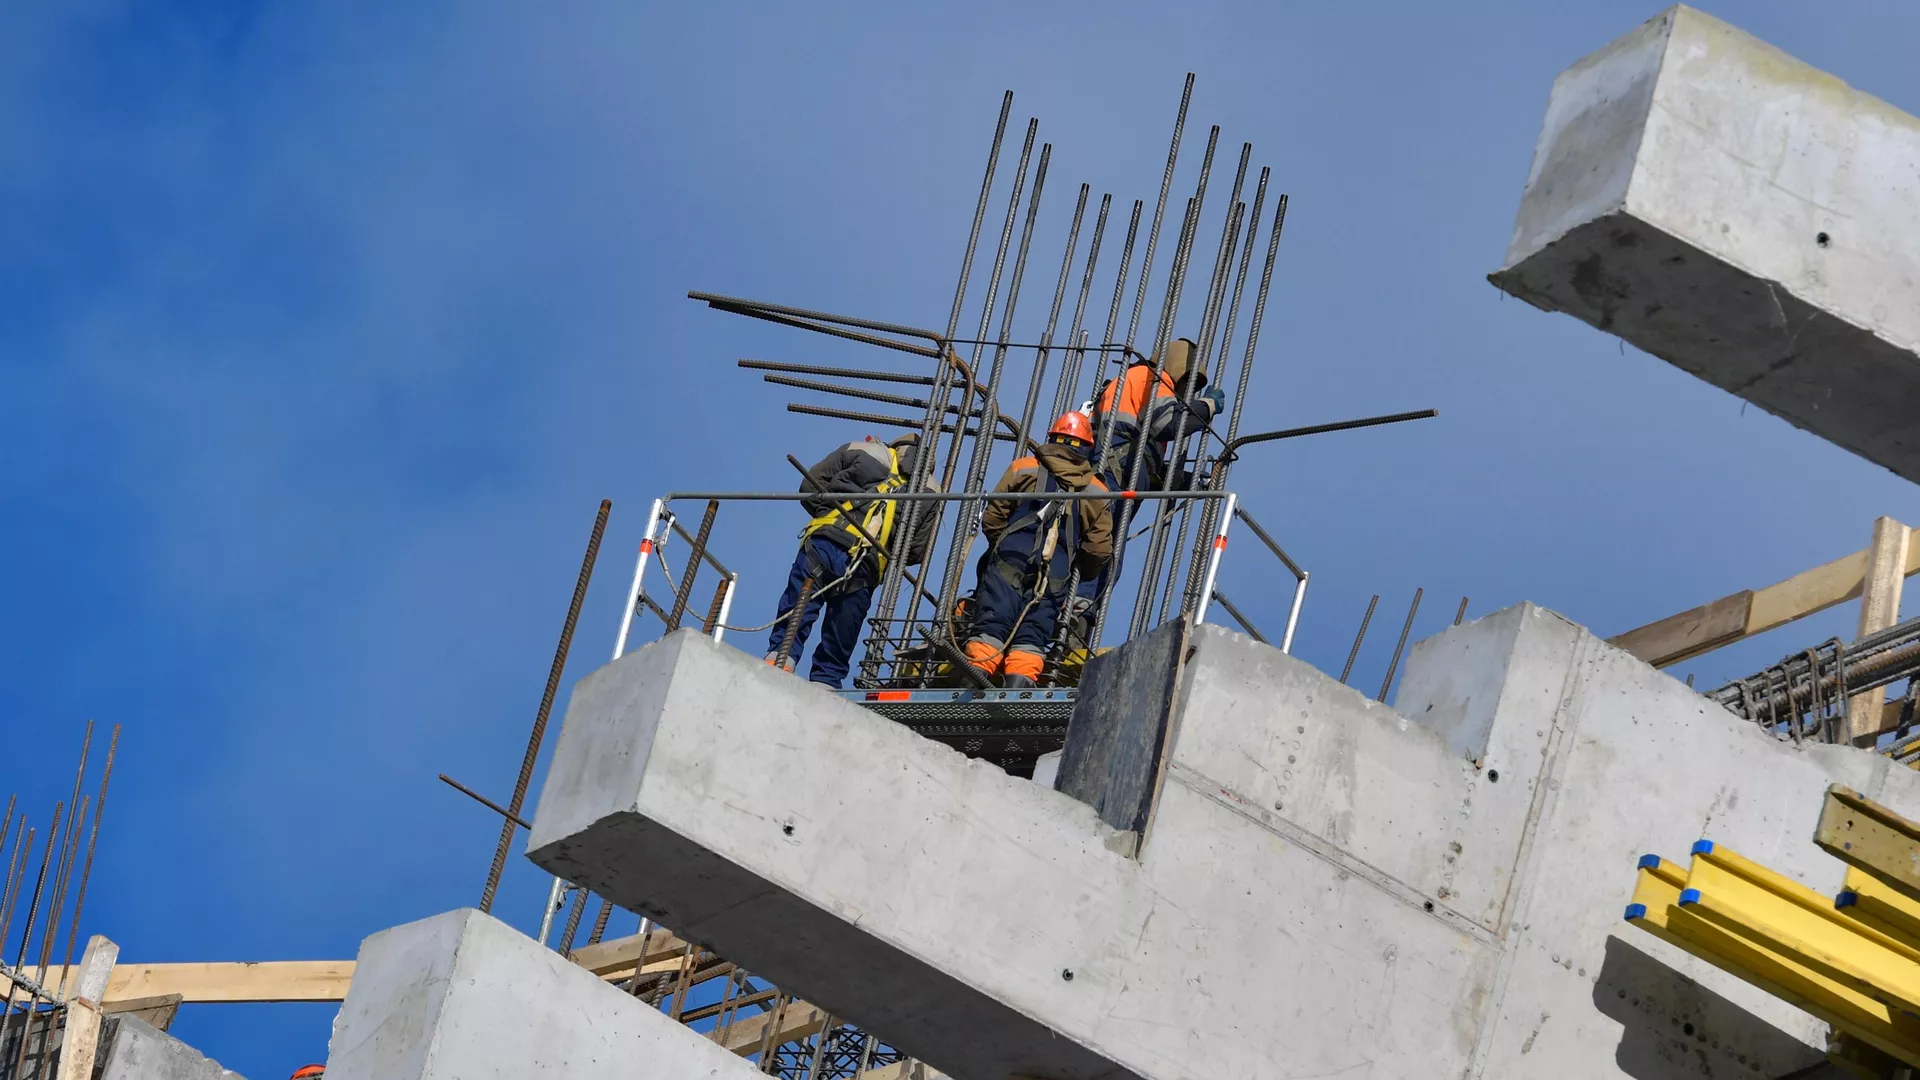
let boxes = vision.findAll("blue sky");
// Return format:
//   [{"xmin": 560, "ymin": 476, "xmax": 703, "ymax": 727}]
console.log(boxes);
[{"xmin": 4, "ymin": 1, "xmax": 1919, "ymax": 1074}]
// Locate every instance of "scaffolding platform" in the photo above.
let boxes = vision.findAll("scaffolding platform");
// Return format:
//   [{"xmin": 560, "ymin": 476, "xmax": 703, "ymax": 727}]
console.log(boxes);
[{"xmin": 835, "ymin": 688, "xmax": 1074, "ymax": 761}]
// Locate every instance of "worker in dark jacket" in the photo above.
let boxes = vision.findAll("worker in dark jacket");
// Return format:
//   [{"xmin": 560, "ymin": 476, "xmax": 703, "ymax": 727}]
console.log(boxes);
[
  {"xmin": 962, "ymin": 412, "xmax": 1115, "ymax": 688},
  {"xmin": 1093, "ymin": 336, "xmax": 1225, "ymax": 491},
  {"xmin": 767, "ymin": 433, "xmax": 937, "ymax": 688}
]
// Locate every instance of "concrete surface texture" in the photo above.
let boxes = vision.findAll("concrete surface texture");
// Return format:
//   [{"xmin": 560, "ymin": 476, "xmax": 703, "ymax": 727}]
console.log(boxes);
[
  {"xmin": 96, "ymin": 1015, "xmax": 245, "ymax": 1080},
  {"xmin": 1490, "ymin": 6, "xmax": 1920, "ymax": 483},
  {"xmin": 528, "ymin": 618, "xmax": 1911, "ymax": 1078},
  {"xmin": 323, "ymin": 907, "xmax": 762, "ymax": 1079}
]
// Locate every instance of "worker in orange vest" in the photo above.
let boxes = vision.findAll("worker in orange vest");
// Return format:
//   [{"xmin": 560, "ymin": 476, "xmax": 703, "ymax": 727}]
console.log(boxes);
[
  {"xmin": 290, "ymin": 1067, "xmax": 325, "ymax": 1079},
  {"xmin": 1093, "ymin": 336, "xmax": 1225, "ymax": 491},
  {"xmin": 962, "ymin": 411, "xmax": 1115, "ymax": 687}
]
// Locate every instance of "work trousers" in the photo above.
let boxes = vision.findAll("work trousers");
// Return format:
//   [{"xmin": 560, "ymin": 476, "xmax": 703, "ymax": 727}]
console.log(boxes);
[
  {"xmin": 965, "ymin": 544, "xmax": 1063, "ymax": 680},
  {"xmin": 766, "ymin": 536, "xmax": 873, "ymax": 689}
]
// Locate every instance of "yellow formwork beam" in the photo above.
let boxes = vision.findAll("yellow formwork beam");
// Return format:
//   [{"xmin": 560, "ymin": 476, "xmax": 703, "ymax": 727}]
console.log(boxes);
[
  {"xmin": 1624, "ymin": 856, "xmax": 1920, "ymax": 1066},
  {"xmin": 1680, "ymin": 841, "xmax": 1920, "ymax": 1016},
  {"xmin": 1838, "ymin": 863, "xmax": 1920, "ymax": 948}
]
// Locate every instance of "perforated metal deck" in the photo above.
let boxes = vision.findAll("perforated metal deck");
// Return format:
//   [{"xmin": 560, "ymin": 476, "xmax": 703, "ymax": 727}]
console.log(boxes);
[{"xmin": 837, "ymin": 687, "xmax": 1074, "ymax": 761}]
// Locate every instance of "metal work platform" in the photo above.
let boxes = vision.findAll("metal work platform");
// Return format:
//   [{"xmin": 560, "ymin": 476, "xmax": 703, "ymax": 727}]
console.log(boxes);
[{"xmin": 837, "ymin": 688, "xmax": 1075, "ymax": 764}]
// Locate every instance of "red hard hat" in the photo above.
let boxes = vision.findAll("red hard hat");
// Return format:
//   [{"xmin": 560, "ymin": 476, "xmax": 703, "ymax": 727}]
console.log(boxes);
[
  {"xmin": 1048, "ymin": 411, "xmax": 1093, "ymax": 444},
  {"xmin": 291, "ymin": 1067, "xmax": 325, "ymax": 1079}
]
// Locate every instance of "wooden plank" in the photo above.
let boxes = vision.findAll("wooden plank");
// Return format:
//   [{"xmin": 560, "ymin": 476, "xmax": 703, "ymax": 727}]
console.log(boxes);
[
  {"xmin": 101, "ymin": 993, "xmax": 183, "ymax": 1032},
  {"xmin": 1610, "ymin": 524, "xmax": 1920, "ymax": 669},
  {"xmin": 56, "ymin": 936, "xmax": 118, "ymax": 1080},
  {"xmin": 1607, "ymin": 590, "xmax": 1751, "ymax": 667},
  {"xmin": 567, "ymin": 928, "xmax": 687, "ymax": 976},
  {"xmin": 1848, "ymin": 517, "xmax": 1912, "ymax": 741},
  {"xmin": 712, "ymin": 999, "xmax": 829, "ymax": 1056},
  {"xmin": 1814, "ymin": 786, "xmax": 1920, "ymax": 901}
]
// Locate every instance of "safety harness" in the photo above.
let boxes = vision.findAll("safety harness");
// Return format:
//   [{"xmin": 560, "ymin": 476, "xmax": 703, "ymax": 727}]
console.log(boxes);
[{"xmin": 801, "ymin": 445, "xmax": 904, "ymax": 575}]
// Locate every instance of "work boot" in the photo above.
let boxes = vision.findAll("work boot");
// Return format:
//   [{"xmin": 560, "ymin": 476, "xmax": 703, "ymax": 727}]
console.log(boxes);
[
  {"xmin": 1000, "ymin": 672, "xmax": 1037, "ymax": 689},
  {"xmin": 763, "ymin": 652, "xmax": 796, "ymax": 674}
]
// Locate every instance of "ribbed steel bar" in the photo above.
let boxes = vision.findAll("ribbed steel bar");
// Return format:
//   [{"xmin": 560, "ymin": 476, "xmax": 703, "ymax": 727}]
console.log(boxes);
[
  {"xmin": 688, "ymin": 292, "xmax": 944, "ymax": 346},
  {"xmin": 1211, "ymin": 590, "xmax": 1267, "ymax": 643},
  {"xmin": 1209, "ymin": 192, "xmax": 1288, "ymax": 492},
  {"xmin": 871, "ymin": 90, "xmax": 1012, "ymax": 676},
  {"xmin": 1019, "ymin": 182, "xmax": 1088, "ymax": 443},
  {"xmin": 1049, "ymin": 194, "xmax": 1111, "ymax": 424},
  {"xmin": 479, "ymin": 498, "xmax": 610, "ymax": 914},
  {"xmin": 586, "ymin": 897, "xmax": 614, "ymax": 947},
  {"xmin": 1380, "ymin": 588, "xmax": 1423, "ymax": 701},
  {"xmin": 1341, "ymin": 596, "xmax": 1379, "ymax": 685},
  {"xmin": 739, "ymin": 359, "xmax": 937, "ymax": 386},
  {"xmin": 786, "ymin": 403, "xmax": 1014, "ymax": 443},
  {"xmin": 663, "ymin": 501, "xmax": 718, "ymax": 632},
  {"xmin": 1158, "ymin": 190, "xmax": 1248, "ymax": 621},
  {"xmin": 1129, "ymin": 126, "xmax": 1222, "ymax": 637},
  {"xmin": 0, "ymin": 810, "xmax": 21, "ymax": 978},
  {"xmin": 41, "ymin": 724, "xmax": 90, "ymax": 996},
  {"xmin": 1126, "ymin": 73, "xmax": 1195, "ymax": 352},
  {"xmin": 56, "ymin": 722, "xmax": 113, "ymax": 1002},
  {"xmin": 10, "ymin": 803, "xmax": 58, "ymax": 969},
  {"xmin": 1182, "ymin": 168, "xmax": 1272, "ymax": 612},
  {"xmin": 932, "ymin": 120, "xmax": 1042, "ymax": 645},
  {"xmin": 764, "ymin": 374, "xmax": 992, "ymax": 421},
  {"xmin": 557, "ymin": 884, "xmax": 588, "ymax": 957}
]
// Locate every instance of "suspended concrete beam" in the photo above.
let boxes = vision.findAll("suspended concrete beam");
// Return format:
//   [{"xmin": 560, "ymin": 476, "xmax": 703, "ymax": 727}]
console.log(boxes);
[
  {"xmin": 1491, "ymin": 6, "xmax": 1920, "ymax": 483},
  {"xmin": 323, "ymin": 908, "xmax": 761, "ymax": 1079}
]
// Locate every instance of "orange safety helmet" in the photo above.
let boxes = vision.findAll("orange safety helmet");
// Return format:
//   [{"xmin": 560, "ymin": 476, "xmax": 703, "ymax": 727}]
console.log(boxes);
[
  {"xmin": 290, "ymin": 1067, "xmax": 325, "ymax": 1079},
  {"xmin": 1047, "ymin": 410, "xmax": 1094, "ymax": 446}
]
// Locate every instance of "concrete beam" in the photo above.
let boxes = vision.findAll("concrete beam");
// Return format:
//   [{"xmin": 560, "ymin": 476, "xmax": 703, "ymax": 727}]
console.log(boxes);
[
  {"xmin": 95, "ymin": 1015, "xmax": 244, "ymax": 1080},
  {"xmin": 530, "ymin": 617, "xmax": 1920, "ymax": 1079},
  {"xmin": 1491, "ymin": 6, "xmax": 1920, "ymax": 482},
  {"xmin": 323, "ymin": 908, "xmax": 762, "ymax": 1079}
]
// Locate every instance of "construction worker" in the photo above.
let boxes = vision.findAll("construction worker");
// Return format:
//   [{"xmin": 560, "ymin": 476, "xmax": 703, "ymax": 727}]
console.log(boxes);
[
  {"xmin": 1093, "ymin": 336, "xmax": 1226, "ymax": 491},
  {"xmin": 766, "ymin": 433, "xmax": 937, "ymax": 688},
  {"xmin": 963, "ymin": 411, "xmax": 1114, "ymax": 688},
  {"xmin": 290, "ymin": 1067, "xmax": 325, "ymax": 1079}
]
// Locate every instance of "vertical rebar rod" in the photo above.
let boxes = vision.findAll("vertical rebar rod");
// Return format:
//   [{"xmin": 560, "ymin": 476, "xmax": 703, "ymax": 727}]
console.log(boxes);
[
  {"xmin": 664, "ymin": 500, "xmax": 719, "ymax": 631},
  {"xmin": 700, "ymin": 578, "xmax": 730, "ymax": 635},
  {"xmin": 1211, "ymin": 192, "xmax": 1288, "ymax": 494},
  {"xmin": 0, "ymin": 814, "xmax": 22, "ymax": 977},
  {"xmin": 1379, "ymin": 588, "xmax": 1424, "ymax": 701},
  {"xmin": 1341, "ymin": 596, "xmax": 1379, "ymax": 685},
  {"xmin": 0, "ymin": 798, "xmax": 14, "ymax": 953},
  {"xmin": 1050, "ymin": 194, "xmax": 1111, "ymax": 423},
  {"xmin": 1020, "ymin": 182, "xmax": 1089, "ymax": 443},
  {"xmin": 479, "ymin": 498, "xmax": 610, "ymax": 915},
  {"xmin": 1079, "ymin": 200, "xmax": 1147, "ymax": 654},
  {"xmin": 1158, "ymin": 189, "xmax": 1248, "ymax": 620},
  {"xmin": 774, "ymin": 579, "xmax": 816, "ymax": 669},
  {"xmin": 804, "ymin": 1017, "xmax": 838, "ymax": 1080},
  {"xmin": 57, "ymin": 725, "xmax": 115, "ymax": 998},
  {"xmin": 11, "ymin": 803, "xmax": 59, "ymax": 969},
  {"xmin": 933, "ymin": 121, "xmax": 1041, "ymax": 632},
  {"xmin": 586, "ymin": 897, "xmax": 614, "ymax": 947},
  {"xmin": 1130, "ymin": 126, "xmax": 1222, "ymax": 636},
  {"xmin": 871, "ymin": 91, "xmax": 1012, "ymax": 671},
  {"xmin": 1126, "ymin": 73, "xmax": 1195, "ymax": 350},
  {"xmin": 1454, "ymin": 597, "xmax": 1470, "ymax": 626},
  {"xmin": 557, "ymin": 883, "xmax": 588, "ymax": 957},
  {"xmin": 42, "ymin": 723, "xmax": 91, "ymax": 988},
  {"xmin": 1182, "ymin": 167, "xmax": 1270, "ymax": 611}
]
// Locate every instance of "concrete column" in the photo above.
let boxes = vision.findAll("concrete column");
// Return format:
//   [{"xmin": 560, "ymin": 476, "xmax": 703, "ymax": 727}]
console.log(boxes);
[{"xmin": 95, "ymin": 1015, "xmax": 244, "ymax": 1080}]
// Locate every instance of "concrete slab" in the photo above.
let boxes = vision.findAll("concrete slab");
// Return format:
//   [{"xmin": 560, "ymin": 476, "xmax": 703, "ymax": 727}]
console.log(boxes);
[
  {"xmin": 323, "ymin": 908, "xmax": 762, "ymax": 1079},
  {"xmin": 96, "ymin": 1015, "xmax": 244, "ymax": 1080},
  {"xmin": 531, "ymin": 618, "xmax": 1913, "ymax": 1079},
  {"xmin": 1491, "ymin": 6, "xmax": 1920, "ymax": 482}
]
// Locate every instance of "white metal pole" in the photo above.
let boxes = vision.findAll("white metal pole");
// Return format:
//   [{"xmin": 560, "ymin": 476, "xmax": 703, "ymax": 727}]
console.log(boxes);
[
  {"xmin": 536, "ymin": 876, "xmax": 567, "ymax": 946},
  {"xmin": 1192, "ymin": 493, "xmax": 1236, "ymax": 626},
  {"xmin": 712, "ymin": 573, "xmax": 739, "ymax": 644},
  {"xmin": 1281, "ymin": 571, "xmax": 1309, "ymax": 655},
  {"xmin": 613, "ymin": 498, "xmax": 666, "ymax": 661}
]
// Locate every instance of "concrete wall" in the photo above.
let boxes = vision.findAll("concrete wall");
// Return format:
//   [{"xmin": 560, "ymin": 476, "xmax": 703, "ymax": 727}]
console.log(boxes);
[
  {"xmin": 1491, "ymin": 6, "xmax": 1920, "ymax": 483},
  {"xmin": 324, "ymin": 908, "xmax": 762, "ymax": 1079},
  {"xmin": 96, "ymin": 1015, "xmax": 244, "ymax": 1080},
  {"xmin": 529, "ymin": 617, "xmax": 1905, "ymax": 1078}
]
